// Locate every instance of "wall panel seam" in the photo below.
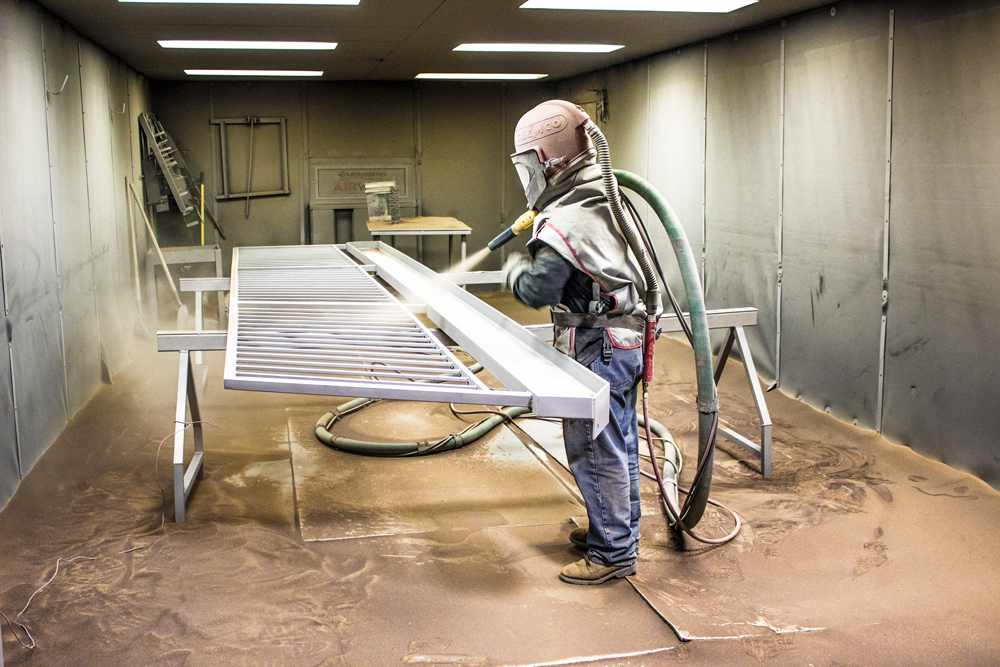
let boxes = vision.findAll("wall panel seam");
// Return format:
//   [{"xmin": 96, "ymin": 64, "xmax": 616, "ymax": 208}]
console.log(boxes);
[
  {"xmin": 701, "ymin": 41, "xmax": 709, "ymax": 290},
  {"xmin": 76, "ymin": 42, "xmax": 106, "ymax": 379},
  {"xmin": 775, "ymin": 29, "xmax": 786, "ymax": 387},
  {"xmin": 39, "ymin": 21, "xmax": 72, "ymax": 419},
  {"xmin": 875, "ymin": 8, "xmax": 896, "ymax": 433}
]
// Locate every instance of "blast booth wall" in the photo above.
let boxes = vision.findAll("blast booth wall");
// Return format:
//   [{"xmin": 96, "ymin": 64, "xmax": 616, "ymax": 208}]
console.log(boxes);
[{"xmin": 559, "ymin": 0, "xmax": 1000, "ymax": 486}]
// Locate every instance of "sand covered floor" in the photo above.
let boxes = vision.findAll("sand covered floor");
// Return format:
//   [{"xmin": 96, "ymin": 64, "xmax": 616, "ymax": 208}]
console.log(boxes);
[{"xmin": 0, "ymin": 295, "xmax": 998, "ymax": 665}]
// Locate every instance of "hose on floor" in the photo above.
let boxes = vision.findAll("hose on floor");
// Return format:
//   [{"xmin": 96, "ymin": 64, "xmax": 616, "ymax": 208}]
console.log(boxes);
[{"xmin": 314, "ymin": 363, "xmax": 531, "ymax": 457}]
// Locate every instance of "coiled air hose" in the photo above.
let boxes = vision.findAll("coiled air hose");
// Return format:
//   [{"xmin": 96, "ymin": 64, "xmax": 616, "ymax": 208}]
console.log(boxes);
[{"xmin": 315, "ymin": 363, "xmax": 531, "ymax": 457}]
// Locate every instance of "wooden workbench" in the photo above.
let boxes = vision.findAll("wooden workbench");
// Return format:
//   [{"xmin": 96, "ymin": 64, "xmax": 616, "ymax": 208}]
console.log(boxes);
[{"xmin": 366, "ymin": 216, "xmax": 472, "ymax": 265}]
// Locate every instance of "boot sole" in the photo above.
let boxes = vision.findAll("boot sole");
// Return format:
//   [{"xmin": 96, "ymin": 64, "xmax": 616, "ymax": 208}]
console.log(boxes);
[{"xmin": 559, "ymin": 563, "xmax": 636, "ymax": 586}]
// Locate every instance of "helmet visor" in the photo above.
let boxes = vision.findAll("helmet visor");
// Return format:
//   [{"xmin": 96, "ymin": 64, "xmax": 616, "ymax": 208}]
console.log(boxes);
[{"xmin": 510, "ymin": 149, "xmax": 548, "ymax": 210}]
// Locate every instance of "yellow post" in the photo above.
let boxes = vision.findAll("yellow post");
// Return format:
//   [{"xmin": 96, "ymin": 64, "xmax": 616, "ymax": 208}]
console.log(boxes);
[{"xmin": 199, "ymin": 182, "xmax": 206, "ymax": 246}]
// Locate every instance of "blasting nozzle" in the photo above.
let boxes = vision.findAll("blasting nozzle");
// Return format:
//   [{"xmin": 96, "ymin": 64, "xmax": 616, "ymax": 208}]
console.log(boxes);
[{"xmin": 488, "ymin": 210, "xmax": 537, "ymax": 252}]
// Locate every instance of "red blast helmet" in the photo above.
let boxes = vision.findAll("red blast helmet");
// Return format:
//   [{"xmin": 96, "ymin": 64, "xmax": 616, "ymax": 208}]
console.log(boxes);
[{"xmin": 511, "ymin": 100, "xmax": 593, "ymax": 209}]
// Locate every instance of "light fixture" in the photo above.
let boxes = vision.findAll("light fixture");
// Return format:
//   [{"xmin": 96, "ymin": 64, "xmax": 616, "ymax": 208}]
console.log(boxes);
[
  {"xmin": 519, "ymin": 0, "xmax": 757, "ymax": 12},
  {"xmin": 416, "ymin": 73, "xmax": 548, "ymax": 80},
  {"xmin": 123, "ymin": 1, "xmax": 358, "ymax": 4},
  {"xmin": 185, "ymin": 69, "xmax": 324, "ymax": 76},
  {"xmin": 454, "ymin": 43, "xmax": 623, "ymax": 53},
  {"xmin": 161, "ymin": 40, "xmax": 337, "ymax": 49}
]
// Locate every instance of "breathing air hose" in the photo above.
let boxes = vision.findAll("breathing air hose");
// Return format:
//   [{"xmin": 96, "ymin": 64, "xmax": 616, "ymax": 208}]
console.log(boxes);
[{"xmin": 582, "ymin": 117, "xmax": 727, "ymax": 536}]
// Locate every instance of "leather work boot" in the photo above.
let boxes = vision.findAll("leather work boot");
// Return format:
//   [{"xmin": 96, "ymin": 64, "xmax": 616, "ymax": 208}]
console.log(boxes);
[
  {"xmin": 559, "ymin": 557, "xmax": 636, "ymax": 585},
  {"xmin": 569, "ymin": 526, "xmax": 588, "ymax": 550}
]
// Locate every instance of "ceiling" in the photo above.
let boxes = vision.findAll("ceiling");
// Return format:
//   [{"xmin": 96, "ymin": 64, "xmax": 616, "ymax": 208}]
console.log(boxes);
[{"xmin": 36, "ymin": 0, "xmax": 833, "ymax": 81}]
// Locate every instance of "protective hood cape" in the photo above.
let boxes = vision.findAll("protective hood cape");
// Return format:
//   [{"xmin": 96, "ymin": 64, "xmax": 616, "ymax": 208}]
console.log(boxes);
[{"xmin": 527, "ymin": 156, "xmax": 648, "ymax": 356}]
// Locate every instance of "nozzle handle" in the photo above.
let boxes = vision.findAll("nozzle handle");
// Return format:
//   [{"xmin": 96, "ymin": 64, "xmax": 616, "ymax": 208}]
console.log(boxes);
[{"xmin": 488, "ymin": 227, "xmax": 516, "ymax": 251}]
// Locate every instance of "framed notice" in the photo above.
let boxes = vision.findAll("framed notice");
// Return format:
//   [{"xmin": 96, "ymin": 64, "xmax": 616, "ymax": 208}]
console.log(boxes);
[{"xmin": 309, "ymin": 158, "xmax": 417, "ymax": 208}]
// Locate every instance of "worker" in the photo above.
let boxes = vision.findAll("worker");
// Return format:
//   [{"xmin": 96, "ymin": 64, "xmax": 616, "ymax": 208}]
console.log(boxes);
[{"xmin": 502, "ymin": 100, "xmax": 648, "ymax": 585}]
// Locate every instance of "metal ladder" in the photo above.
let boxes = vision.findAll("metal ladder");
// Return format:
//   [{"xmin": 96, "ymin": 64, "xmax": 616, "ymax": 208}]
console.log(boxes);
[{"xmin": 139, "ymin": 111, "xmax": 195, "ymax": 217}]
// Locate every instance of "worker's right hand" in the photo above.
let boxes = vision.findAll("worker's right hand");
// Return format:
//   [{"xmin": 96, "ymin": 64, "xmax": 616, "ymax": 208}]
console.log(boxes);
[{"xmin": 502, "ymin": 252, "xmax": 531, "ymax": 292}]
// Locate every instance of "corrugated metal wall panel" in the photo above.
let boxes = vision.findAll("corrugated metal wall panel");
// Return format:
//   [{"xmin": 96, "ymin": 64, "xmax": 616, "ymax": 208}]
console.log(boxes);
[
  {"xmin": 883, "ymin": 1, "xmax": 1000, "ymax": 485},
  {"xmin": 780, "ymin": 3, "xmax": 889, "ymax": 425},
  {"xmin": 0, "ymin": 0, "xmax": 70, "ymax": 475},
  {"xmin": 704, "ymin": 26, "xmax": 783, "ymax": 377},
  {"xmin": 42, "ymin": 17, "xmax": 104, "ymax": 417}
]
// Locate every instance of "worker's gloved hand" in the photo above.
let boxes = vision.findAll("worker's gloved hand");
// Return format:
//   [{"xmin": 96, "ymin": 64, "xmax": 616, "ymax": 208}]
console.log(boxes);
[{"xmin": 502, "ymin": 252, "xmax": 531, "ymax": 292}]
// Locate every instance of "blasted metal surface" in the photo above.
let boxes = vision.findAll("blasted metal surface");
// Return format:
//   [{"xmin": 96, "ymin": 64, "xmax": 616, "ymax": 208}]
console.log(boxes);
[
  {"xmin": 780, "ymin": 2, "xmax": 889, "ymax": 426},
  {"xmin": 704, "ymin": 24, "xmax": 782, "ymax": 377},
  {"xmin": 0, "ymin": 0, "xmax": 70, "ymax": 476},
  {"xmin": 41, "ymin": 16, "xmax": 104, "ymax": 418},
  {"xmin": 882, "ymin": 1, "xmax": 1000, "ymax": 485},
  {"xmin": 224, "ymin": 245, "xmax": 522, "ymax": 405}
]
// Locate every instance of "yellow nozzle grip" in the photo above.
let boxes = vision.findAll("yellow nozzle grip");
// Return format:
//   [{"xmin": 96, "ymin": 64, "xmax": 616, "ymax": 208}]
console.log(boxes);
[{"xmin": 511, "ymin": 210, "xmax": 537, "ymax": 236}]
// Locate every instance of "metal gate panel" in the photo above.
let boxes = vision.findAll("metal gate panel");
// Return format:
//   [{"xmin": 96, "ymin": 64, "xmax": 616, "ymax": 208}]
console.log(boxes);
[{"xmin": 224, "ymin": 245, "xmax": 529, "ymax": 406}]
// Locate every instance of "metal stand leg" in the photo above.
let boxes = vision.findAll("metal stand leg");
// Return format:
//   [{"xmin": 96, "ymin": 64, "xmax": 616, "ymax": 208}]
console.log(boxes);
[
  {"xmin": 194, "ymin": 292, "xmax": 204, "ymax": 366},
  {"xmin": 214, "ymin": 246, "xmax": 225, "ymax": 324},
  {"xmin": 173, "ymin": 350, "xmax": 205, "ymax": 523},
  {"xmin": 715, "ymin": 325, "xmax": 774, "ymax": 476},
  {"xmin": 145, "ymin": 250, "xmax": 157, "ymax": 325}
]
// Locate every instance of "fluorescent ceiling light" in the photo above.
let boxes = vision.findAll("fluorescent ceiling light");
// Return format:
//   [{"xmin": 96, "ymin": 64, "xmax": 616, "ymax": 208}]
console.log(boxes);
[
  {"xmin": 416, "ymin": 73, "xmax": 548, "ymax": 80},
  {"xmin": 454, "ymin": 43, "xmax": 623, "ymax": 53},
  {"xmin": 161, "ymin": 40, "xmax": 337, "ymax": 50},
  {"xmin": 185, "ymin": 69, "xmax": 324, "ymax": 76},
  {"xmin": 520, "ymin": 0, "xmax": 757, "ymax": 12},
  {"xmin": 123, "ymin": 1, "xmax": 358, "ymax": 4}
]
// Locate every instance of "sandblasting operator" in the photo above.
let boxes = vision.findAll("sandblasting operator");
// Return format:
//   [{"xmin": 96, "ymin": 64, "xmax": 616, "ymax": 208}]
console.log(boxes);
[{"xmin": 501, "ymin": 100, "xmax": 649, "ymax": 585}]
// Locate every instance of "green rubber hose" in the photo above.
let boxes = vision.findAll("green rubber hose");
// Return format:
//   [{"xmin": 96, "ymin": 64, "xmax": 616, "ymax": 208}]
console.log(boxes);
[
  {"xmin": 614, "ymin": 169, "xmax": 719, "ymax": 528},
  {"xmin": 315, "ymin": 397, "xmax": 530, "ymax": 457}
]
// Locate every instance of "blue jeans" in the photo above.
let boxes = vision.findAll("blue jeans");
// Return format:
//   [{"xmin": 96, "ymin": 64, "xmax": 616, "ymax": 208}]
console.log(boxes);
[{"xmin": 563, "ymin": 345, "xmax": 642, "ymax": 566}]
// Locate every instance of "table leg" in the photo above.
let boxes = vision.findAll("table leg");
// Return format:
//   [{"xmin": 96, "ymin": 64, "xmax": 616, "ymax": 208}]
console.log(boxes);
[
  {"xmin": 448, "ymin": 235, "xmax": 454, "ymax": 265},
  {"xmin": 417, "ymin": 236, "xmax": 424, "ymax": 264},
  {"xmin": 460, "ymin": 238, "xmax": 468, "ymax": 290}
]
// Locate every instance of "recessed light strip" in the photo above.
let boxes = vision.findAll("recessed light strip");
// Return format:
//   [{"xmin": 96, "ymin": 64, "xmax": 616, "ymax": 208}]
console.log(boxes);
[
  {"xmin": 416, "ymin": 73, "xmax": 548, "ymax": 80},
  {"xmin": 519, "ymin": 0, "xmax": 757, "ymax": 12},
  {"xmin": 123, "ymin": 1, "xmax": 358, "ymax": 4},
  {"xmin": 454, "ymin": 43, "xmax": 623, "ymax": 53},
  {"xmin": 161, "ymin": 40, "xmax": 337, "ymax": 49},
  {"xmin": 185, "ymin": 69, "xmax": 324, "ymax": 77}
]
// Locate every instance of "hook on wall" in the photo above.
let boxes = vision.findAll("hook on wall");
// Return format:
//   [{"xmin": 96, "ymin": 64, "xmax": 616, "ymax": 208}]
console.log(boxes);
[{"xmin": 47, "ymin": 74, "xmax": 69, "ymax": 98}]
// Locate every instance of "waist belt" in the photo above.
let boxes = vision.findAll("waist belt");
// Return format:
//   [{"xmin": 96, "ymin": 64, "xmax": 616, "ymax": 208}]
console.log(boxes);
[{"xmin": 551, "ymin": 312, "xmax": 646, "ymax": 332}]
